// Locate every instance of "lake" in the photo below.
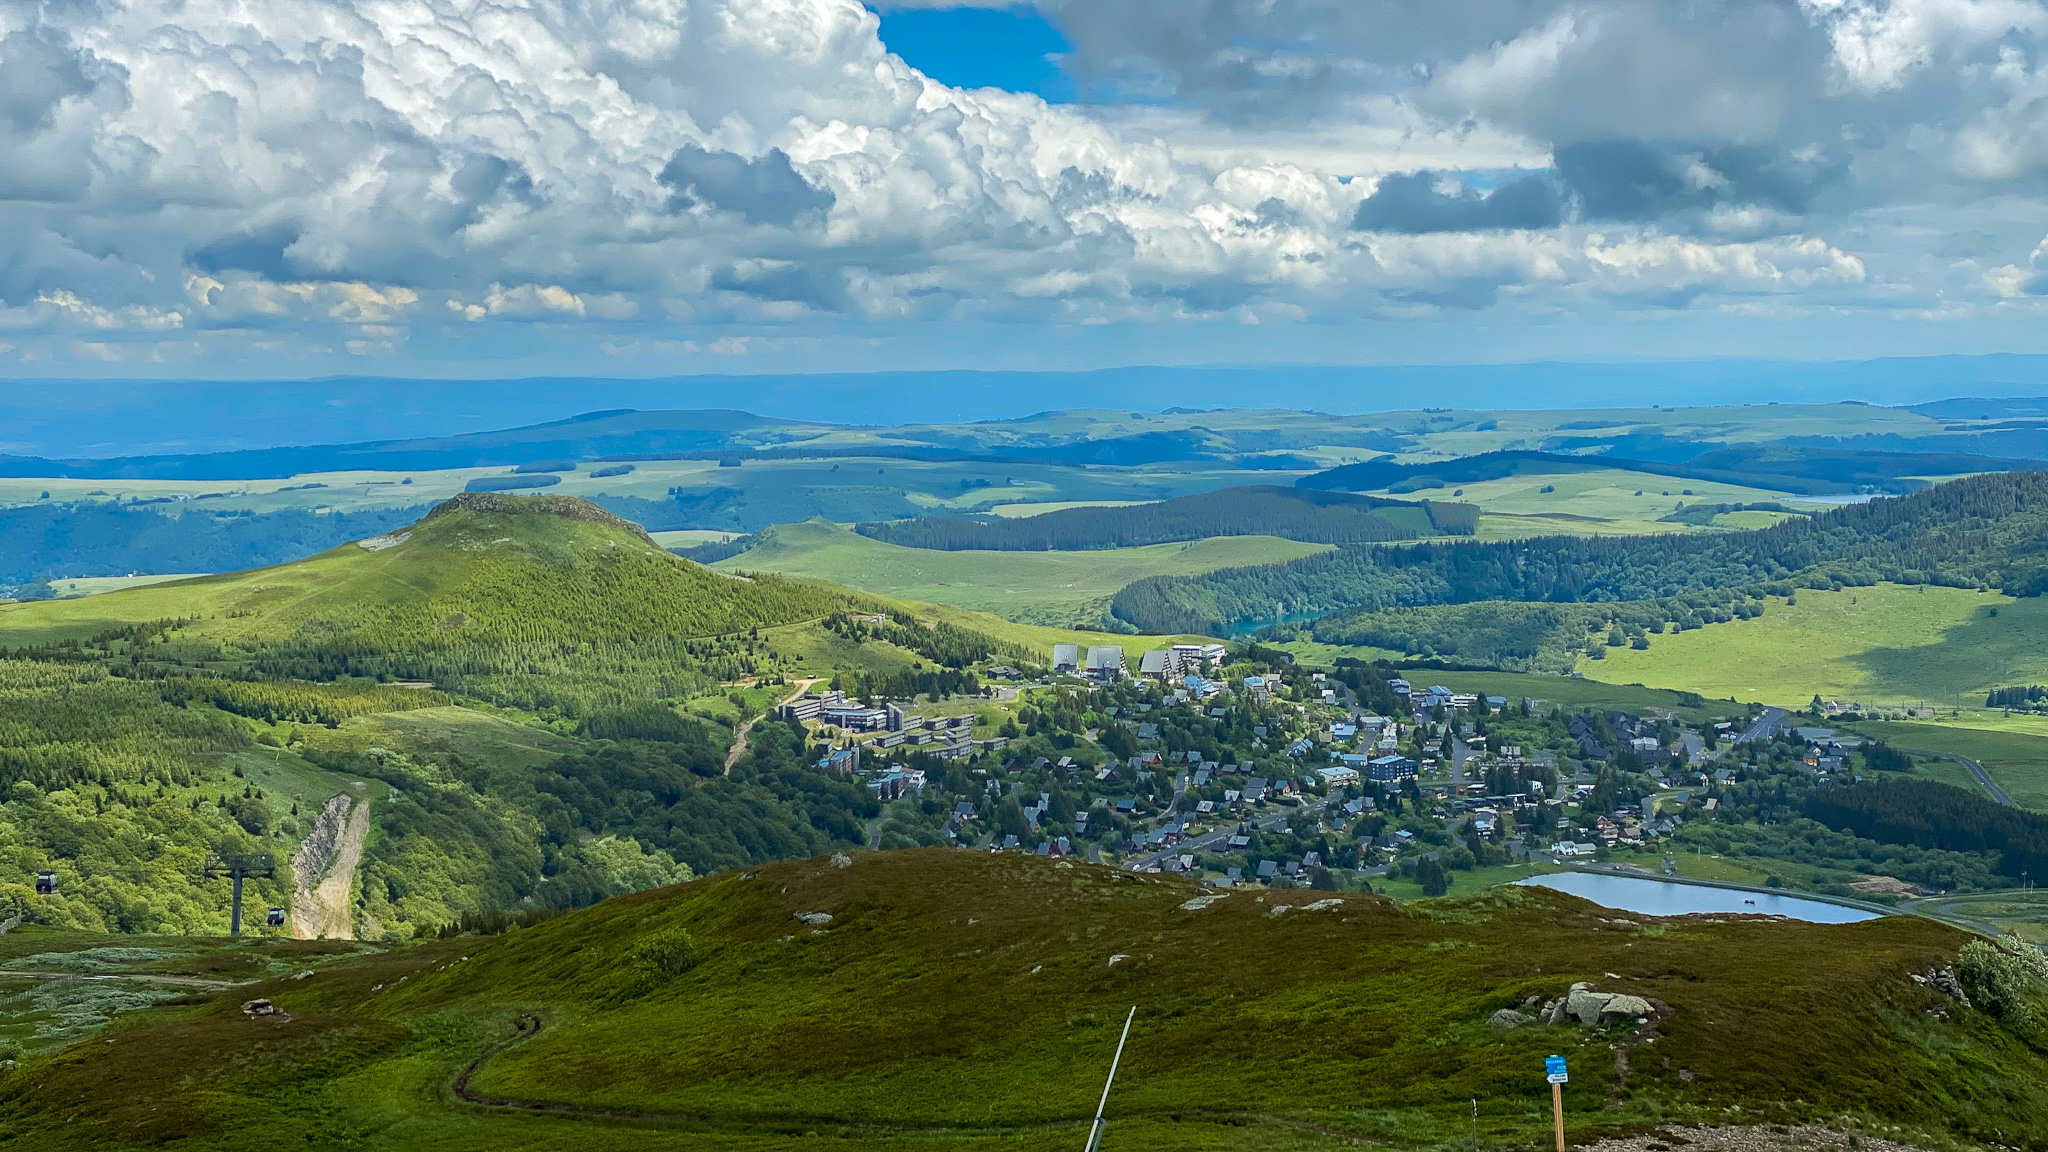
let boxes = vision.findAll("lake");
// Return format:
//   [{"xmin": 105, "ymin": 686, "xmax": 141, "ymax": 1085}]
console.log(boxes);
[{"xmin": 1515, "ymin": 871, "xmax": 1882, "ymax": 924}]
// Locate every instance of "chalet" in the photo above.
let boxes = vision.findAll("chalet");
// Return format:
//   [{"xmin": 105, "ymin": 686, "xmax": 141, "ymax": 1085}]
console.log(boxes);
[
  {"xmin": 1138, "ymin": 649, "xmax": 1171, "ymax": 679},
  {"xmin": 1053, "ymin": 643, "xmax": 1080, "ymax": 673},
  {"xmin": 1243, "ymin": 778, "xmax": 1268, "ymax": 802},
  {"xmin": 1086, "ymin": 646, "xmax": 1126, "ymax": 681}
]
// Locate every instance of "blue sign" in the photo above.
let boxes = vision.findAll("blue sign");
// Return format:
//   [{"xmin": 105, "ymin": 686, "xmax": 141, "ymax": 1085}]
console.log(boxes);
[{"xmin": 1545, "ymin": 1055, "xmax": 1568, "ymax": 1084}]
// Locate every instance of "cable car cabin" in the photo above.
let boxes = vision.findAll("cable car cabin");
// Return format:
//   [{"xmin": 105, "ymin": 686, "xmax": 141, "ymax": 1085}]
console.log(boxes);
[
  {"xmin": 35, "ymin": 872, "xmax": 56, "ymax": 895},
  {"xmin": 266, "ymin": 907, "xmax": 287, "ymax": 928}
]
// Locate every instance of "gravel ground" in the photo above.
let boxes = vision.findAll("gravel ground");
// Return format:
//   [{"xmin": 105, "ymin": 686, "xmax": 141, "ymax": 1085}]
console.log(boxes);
[{"xmin": 1578, "ymin": 1126, "xmax": 1935, "ymax": 1152}]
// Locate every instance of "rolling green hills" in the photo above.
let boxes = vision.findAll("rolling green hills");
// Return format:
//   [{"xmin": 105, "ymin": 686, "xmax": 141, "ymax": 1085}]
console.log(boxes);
[
  {"xmin": 1589, "ymin": 584, "xmax": 2048, "ymax": 707},
  {"xmin": 0, "ymin": 494, "xmax": 1055, "ymax": 940},
  {"xmin": 714, "ymin": 518, "xmax": 1331, "ymax": 628},
  {"xmin": 0, "ymin": 493, "xmax": 863, "ymax": 713},
  {"xmin": 1126, "ymin": 470, "xmax": 2048, "ymax": 638},
  {"xmin": 0, "ymin": 849, "xmax": 2039, "ymax": 1152}
]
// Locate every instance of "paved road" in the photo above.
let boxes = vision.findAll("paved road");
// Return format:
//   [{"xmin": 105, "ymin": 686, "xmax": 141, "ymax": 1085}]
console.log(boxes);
[
  {"xmin": 1900, "ymin": 747, "xmax": 2016, "ymax": 807},
  {"xmin": 1733, "ymin": 706, "xmax": 1788, "ymax": 744}
]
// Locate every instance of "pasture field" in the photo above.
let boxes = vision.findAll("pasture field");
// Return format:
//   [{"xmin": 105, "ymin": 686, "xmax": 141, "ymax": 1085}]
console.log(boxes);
[
  {"xmin": 647, "ymin": 529, "xmax": 739, "ymax": 548},
  {"xmin": 0, "ymin": 456, "xmax": 1271, "ymax": 520},
  {"xmin": 1590, "ymin": 584, "xmax": 2048, "ymax": 707},
  {"xmin": 1416, "ymin": 669, "xmax": 1730, "ymax": 724},
  {"xmin": 1364, "ymin": 466, "xmax": 1795, "ymax": 521},
  {"xmin": 1469, "ymin": 512, "xmax": 1687, "ymax": 540},
  {"xmin": 984, "ymin": 499, "xmax": 1148, "ymax": 518},
  {"xmin": 1843, "ymin": 719, "xmax": 2048, "ymax": 811},
  {"xmin": 716, "ymin": 519, "xmax": 1331, "ymax": 628},
  {"xmin": 42, "ymin": 573, "xmax": 209, "ymax": 597}
]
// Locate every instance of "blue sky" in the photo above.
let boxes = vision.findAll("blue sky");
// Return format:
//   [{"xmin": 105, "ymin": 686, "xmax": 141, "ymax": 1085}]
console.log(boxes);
[
  {"xmin": 874, "ymin": 6, "xmax": 1075, "ymax": 100},
  {"xmin": 2, "ymin": 0, "xmax": 2047, "ymax": 394}
]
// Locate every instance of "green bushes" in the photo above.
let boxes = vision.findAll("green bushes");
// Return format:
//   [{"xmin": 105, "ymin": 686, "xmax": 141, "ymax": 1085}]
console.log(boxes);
[{"xmin": 1956, "ymin": 936, "xmax": 2048, "ymax": 1025}]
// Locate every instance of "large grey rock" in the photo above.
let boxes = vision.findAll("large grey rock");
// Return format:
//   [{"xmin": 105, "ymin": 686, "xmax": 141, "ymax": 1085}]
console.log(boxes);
[
  {"xmin": 1598, "ymin": 994, "xmax": 1654, "ymax": 1024},
  {"xmin": 1489, "ymin": 1009, "xmax": 1533, "ymax": 1030},
  {"xmin": 1565, "ymin": 989, "xmax": 1616, "ymax": 1026}
]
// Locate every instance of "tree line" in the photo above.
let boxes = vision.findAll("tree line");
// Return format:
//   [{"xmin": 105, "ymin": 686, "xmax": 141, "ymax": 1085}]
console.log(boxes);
[
  {"xmin": 1802, "ymin": 779, "xmax": 2048, "ymax": 884},
  {"xmin": 1111, "ymin": 470, "xmax": 2048, "ymax": 636}
]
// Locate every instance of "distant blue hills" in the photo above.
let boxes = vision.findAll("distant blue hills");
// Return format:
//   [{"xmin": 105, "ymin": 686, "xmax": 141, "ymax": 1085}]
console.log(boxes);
[{"xmin": 3, "ymin": 354, "xmax": 2045, "ymax": 459}]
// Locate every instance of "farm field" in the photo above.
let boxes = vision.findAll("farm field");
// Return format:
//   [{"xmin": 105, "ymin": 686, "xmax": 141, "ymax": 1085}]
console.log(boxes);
[
  {"xmin": 1362, "ymin": 466, "xmax": 1796, "ymax": 521},
  {"xmin": 41, "ymin": 573, "xmax": 208, "ymax": 597},
  {"xmin": 1415, "ymin": 669, "xmax": 1730, "ymax": 724},
  {"xmin": 1469, "ymin": 512, "xmax": 1688, "ymax": 540},
  {"xmin": 984, "ymin": 499, "xmax": 1148, "ymax": 518},
  {"xmin": 1589, "ymin": 584, "xmax": 2048, "ymax": 707},
  {"xmin": 647, "ymin": 529, "xmax": 739, "ymax": 548},
  {"xmin": 1842, "ymin": 719, "xmax": 2048, "ymax": 812},
  {"xmin": 0, "ymin": 456, "xmax": 1270, "ymax": 521},
  {"xmin": 715, "ymin": 519, "xmax": 1332, "ymax": 628}
]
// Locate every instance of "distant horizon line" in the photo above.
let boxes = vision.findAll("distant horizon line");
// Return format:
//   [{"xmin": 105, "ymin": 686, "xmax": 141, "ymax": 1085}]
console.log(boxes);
[{"xmin": 7, "ymin": 349, "xmax": 2048, "ymax": 386}]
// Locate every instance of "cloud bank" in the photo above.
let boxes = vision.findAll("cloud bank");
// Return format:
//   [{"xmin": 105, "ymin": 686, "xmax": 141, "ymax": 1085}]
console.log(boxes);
[{"xmin": 0, "ymin": 0, "xmax": 2043, "ymax": 371}]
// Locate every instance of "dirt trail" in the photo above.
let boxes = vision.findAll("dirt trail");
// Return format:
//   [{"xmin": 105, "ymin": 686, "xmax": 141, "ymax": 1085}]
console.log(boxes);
[
  {"xmin": 726, "ymin": 678, "xmax": 817, "ymax": 775},
  {"xmin": 290, "ymin": 786, "xmax": 371, "ymax": 940}
]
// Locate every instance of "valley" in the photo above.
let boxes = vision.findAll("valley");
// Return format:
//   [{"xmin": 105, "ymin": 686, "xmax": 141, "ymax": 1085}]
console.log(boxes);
[{"xmin": 3, "ymin": 399, "xmax": 2048, "ymax": 1150}]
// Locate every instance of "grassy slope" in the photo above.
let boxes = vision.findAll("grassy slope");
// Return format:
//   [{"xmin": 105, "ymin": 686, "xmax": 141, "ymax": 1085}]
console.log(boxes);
[
  {"xmin": 0, "ymin": 496, "xmax": 856, "ymax": 651},
  {"xmin": 1590, "ymin": 584, "xmax": 2048, "ymax": 707},
  {"xmin": 1413, "ymin": 670, "xmax": 1728, "ymax": 724},
  {"xmin": 1843, "ymin": 720, "xmax": 2048, "ymax": 812},
  {"xmin": 2, "ymin": 850, "xmax": 2040, "ymax": 1152},
  {"xmin": 1368, "ymin": 467, "xmax": 1794, "ymax": 521},
  {"xmin": 716, "ymin": 519, "xmax": 1330, "ymax": 628}
]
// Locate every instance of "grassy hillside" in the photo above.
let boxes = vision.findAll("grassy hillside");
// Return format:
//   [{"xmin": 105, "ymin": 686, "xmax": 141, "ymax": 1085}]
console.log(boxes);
[
  {"xmin": 0, "ymin": 850, "xmax": 2040, "ymax": 1152},
  {"xmin": 1363, "ymin": 466, "xmax": 1793, "ymax": 520},
  {"xmin": 0, "ymin": 494, "xmax": 863, "ymax": 713},
  {"xmin": 1591, "ymin": 584, "xmax": 2048, "ymax": 706},
  {"xmin": 716, "ymin": 518, "xmax": 1329, "ymax": 628}
]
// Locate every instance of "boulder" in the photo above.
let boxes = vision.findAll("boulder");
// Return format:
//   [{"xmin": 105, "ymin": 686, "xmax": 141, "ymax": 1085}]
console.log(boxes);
[
  {"xmin": 793, "ymin": 911, "xmax": 833, "ymax": 926},
  {"xmin": 1565, "ymin": 989, "xmax": 1616, "ymax": 1026},
  {"xmin": 241, "ymin": 999, "xmax": 278, "ymax": 1017},
  {"xmin": 1488, "ymin": 1009, "xmax": 1533, "ymax": 1030},
  {"xmin": 1598, "ymin": 994, "xmax": 1654, "ymax": 1025}
]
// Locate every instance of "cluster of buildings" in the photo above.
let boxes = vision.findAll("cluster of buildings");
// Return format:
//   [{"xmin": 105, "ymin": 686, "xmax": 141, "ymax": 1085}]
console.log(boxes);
[
  {"xmin": 1053, "ymin": 642, "xmax": 1227, "ymax": 683},
  {"xmin": 777, "ymin": 690, "xmax": 906, "ymax": 733}
]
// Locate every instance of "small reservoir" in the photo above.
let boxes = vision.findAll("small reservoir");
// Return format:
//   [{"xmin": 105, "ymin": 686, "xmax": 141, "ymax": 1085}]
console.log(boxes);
[{"xmin": 1515, "ymin": 871, "xmax": 1883, "ymax": 924}]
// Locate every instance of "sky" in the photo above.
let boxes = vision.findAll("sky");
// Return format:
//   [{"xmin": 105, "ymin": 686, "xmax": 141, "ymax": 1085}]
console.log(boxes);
[{"xmin": 3, "ymin": 0, "xmax": 2048, "ymax": 383}]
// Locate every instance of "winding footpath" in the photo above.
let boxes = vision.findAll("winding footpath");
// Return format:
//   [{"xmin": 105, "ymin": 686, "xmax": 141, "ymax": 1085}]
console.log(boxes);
[{"xmin": 725, "ymin": 678, "xmax": 819, "ymax": 775}]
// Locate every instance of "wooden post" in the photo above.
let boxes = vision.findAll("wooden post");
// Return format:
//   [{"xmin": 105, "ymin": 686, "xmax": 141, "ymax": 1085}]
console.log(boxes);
[{"xmin": 1551, "ymin": 1080, "xmax": 1564, "ymax": 1152}]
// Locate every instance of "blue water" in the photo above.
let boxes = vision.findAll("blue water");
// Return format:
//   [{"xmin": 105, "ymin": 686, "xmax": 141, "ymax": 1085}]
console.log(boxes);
[{"xmin": 1515, "ymin": 872, "xmax": 1881, "ymax": 924}]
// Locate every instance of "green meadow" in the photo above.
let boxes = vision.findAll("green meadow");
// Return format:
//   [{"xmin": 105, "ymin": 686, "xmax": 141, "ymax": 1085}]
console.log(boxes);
[
  {"xmin": 716, "ymin": 519, "xmax": 1331, "ymax": 628},
  {"xmin": 1590, "ymin": 583, "xmax": 2048, "ymax": 707},
  {"xmin": 1364, "ymin": 466, "xmax": 1794, "ymax": 522}
]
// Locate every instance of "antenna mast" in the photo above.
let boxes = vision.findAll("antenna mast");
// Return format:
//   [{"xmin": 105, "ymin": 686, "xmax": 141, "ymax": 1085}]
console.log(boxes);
[{"xmin": 1082, "ymin": 1006, "xmax": 1137, "ymax": 1152}]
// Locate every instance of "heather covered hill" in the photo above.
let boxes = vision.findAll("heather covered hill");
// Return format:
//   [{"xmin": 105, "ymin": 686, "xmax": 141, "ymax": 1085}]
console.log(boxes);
[{"xmin": 1, "ymin": 849, "xmax": 2042, "ymax": 1151}]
